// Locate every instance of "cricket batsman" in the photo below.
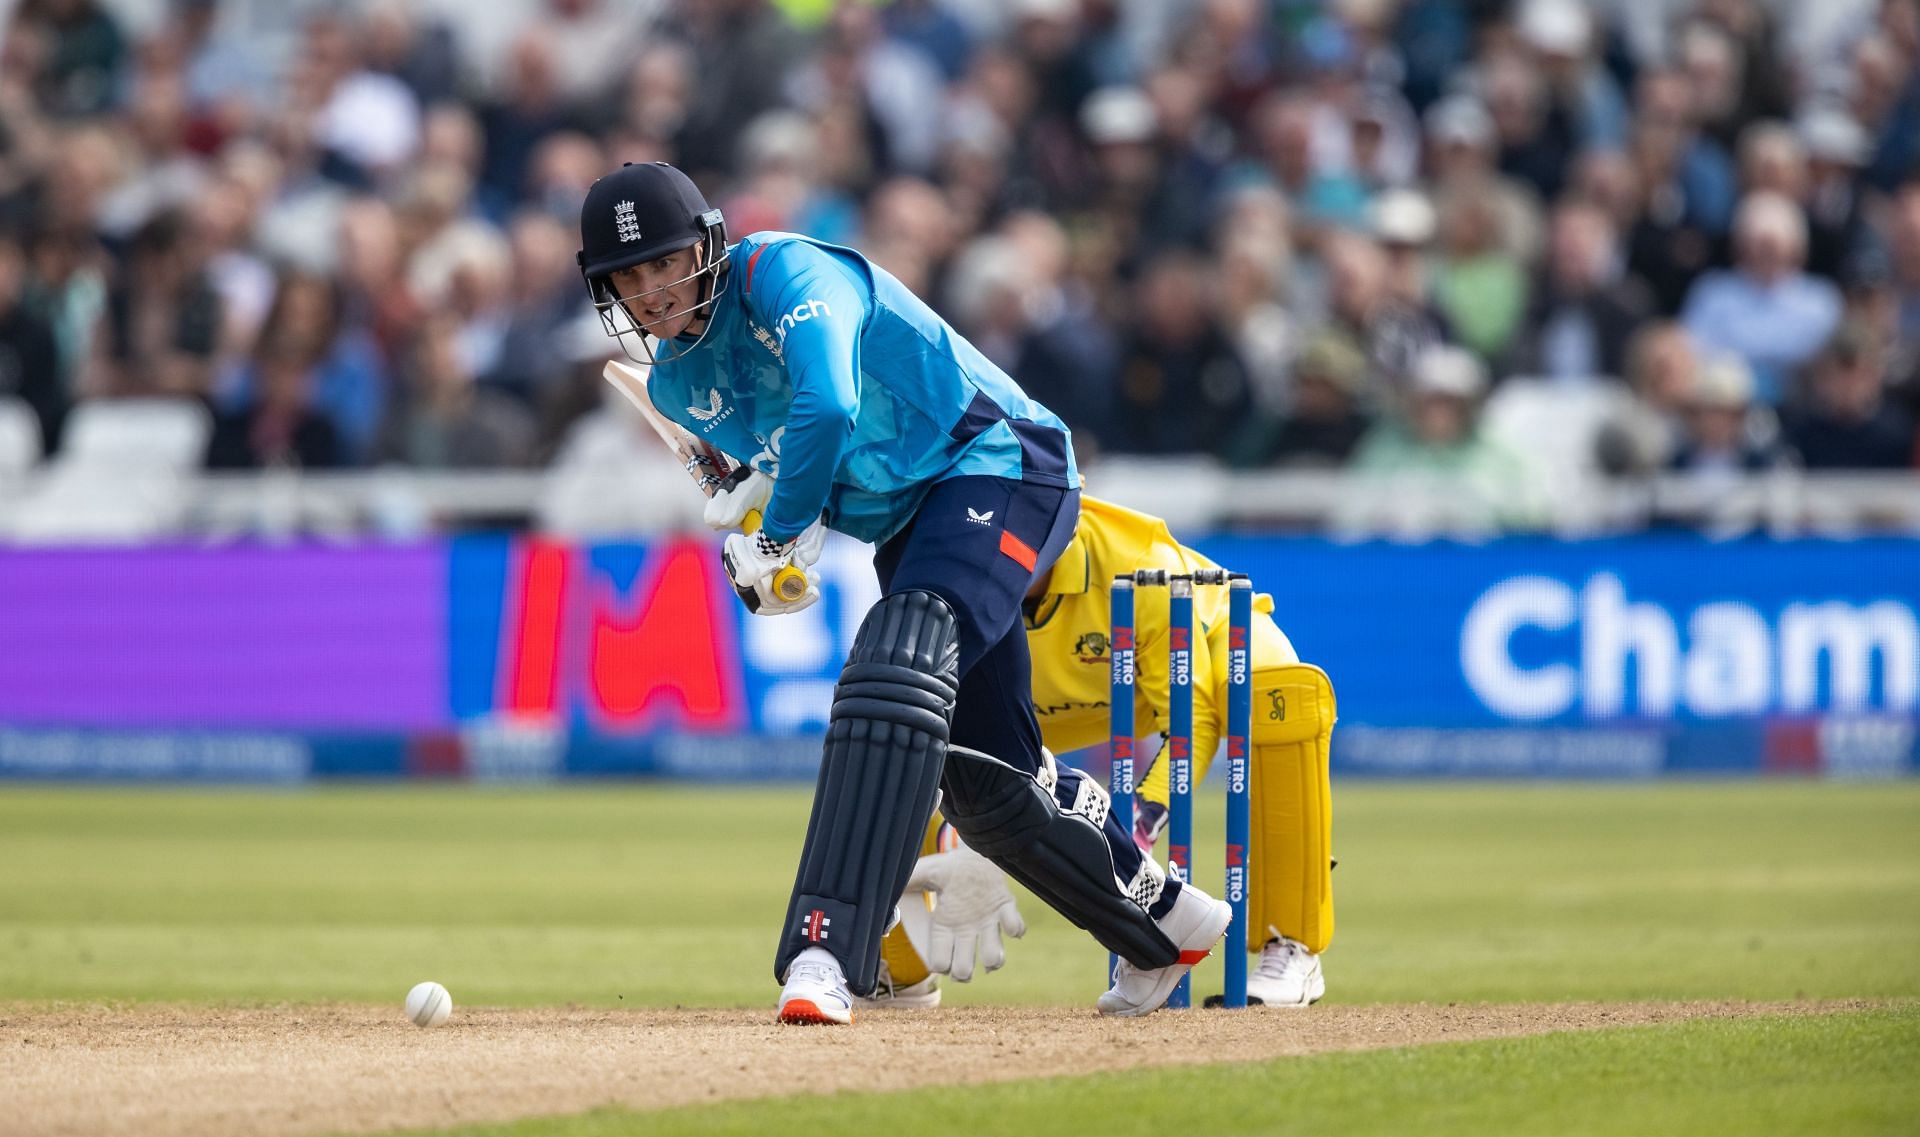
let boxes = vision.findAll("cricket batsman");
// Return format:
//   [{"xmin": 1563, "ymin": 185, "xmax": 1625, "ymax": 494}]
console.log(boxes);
[
  {"xmin": 577, "ymin": 161, "xmax": 1231, "ymax": 1024},
  {"xmin": 856, "ymin": 495, "xmax": 1336, "ymax": 1009}
]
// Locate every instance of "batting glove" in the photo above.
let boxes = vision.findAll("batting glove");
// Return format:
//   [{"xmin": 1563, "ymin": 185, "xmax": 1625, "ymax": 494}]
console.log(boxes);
[
  {"xmin": 702, "ymin": 469, "xmax": 774, "ymax": 532},
  {"xmin": 904, "ymin": 840, "xmax": 1026, "ymax": 982},
  {"xmin": 722, "ymin": 528, "xmax": 821, "ymax": 616},
  {"xmin": 791, "ymin": 516, "xmax": 828, "ymax": 568}
]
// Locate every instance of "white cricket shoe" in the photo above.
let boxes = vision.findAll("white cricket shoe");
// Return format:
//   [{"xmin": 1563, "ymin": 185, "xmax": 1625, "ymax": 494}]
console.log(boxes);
[
  {"xmin": 777, "ymin": 947, "xmax": 855, "ymax": 1025},
  {"xmin": 1245, "ymin": 935, "xmax": 1325, "ymax": 1007},
  {"xmin": 852, "ymin": 964, "xmax": 942, "ymax": 1011},
  {"xmin": 1096, "ymin": 884, "xmax": 1232, "ymax": 1017}
]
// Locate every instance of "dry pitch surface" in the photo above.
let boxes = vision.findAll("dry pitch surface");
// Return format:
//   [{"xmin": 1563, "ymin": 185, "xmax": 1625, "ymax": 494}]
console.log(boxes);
[{"xmin": 2, "ymin": 1000, "xmax": 1874, "ymax": 1137}]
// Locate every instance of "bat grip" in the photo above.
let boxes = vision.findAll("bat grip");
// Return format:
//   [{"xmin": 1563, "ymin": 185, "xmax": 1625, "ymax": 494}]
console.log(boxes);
[{"xmin": 740, "ymin": 509, "xmax": 811, "ymax": 603}]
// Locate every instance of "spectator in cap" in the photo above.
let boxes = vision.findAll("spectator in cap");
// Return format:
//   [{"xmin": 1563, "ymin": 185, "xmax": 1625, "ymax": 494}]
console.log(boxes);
[
  {"xmin": 1735, "ymin": 121, "xmax": 1807, "ymax": 203},
  {"xmin": 1630, "ymin": 65, "xmax": 1739, "ymax": 241},
  {"xmin": 1833, "ymin": 245, "xmax": 1920, "ymax": 420},
  {"xmin": 1078, "ymin": 85, "xmax": 1162, "ymax": 249},
  {"xmin": 1797, "ymin": 108, "xmax": 1875, "ymax": 282},
  {"xmin": 376, "ymin": 311, "xmax": 536, "ymax": 469},
  {"xmin": 1349, "ymin": 86, "xmax": 1420, "ymax": 191},
  {"xmin": 1515, "ymin": 0, "xmax": 1629, "ymax": 151},
  {"xmin": 1138, "ymin": 64, "xmax": 1236, "ymax": 251},
  {"xmin": 299, "ymin": 10, "xmax": 423, "ymax": 187},
  {"xmin": 1567, "ymin": 146, "xmax": 1644, "ymax": 247},
  {"xmin": 1210, "ymin": 187, "xmax": 1296, "ymax": 419},
  {"xmin": 1677, "ymin": 19, "xmax": 1754, "ymax": 154},
  {"xmin": 790, "ymin": 4, "xmax": 946, "ymax": 179},
  {"xmin": 1243, "ymin": 91, "xmax": 1369, "ymax": 235},
  {"xmin": 477, "ymin": 30, "xmax": 580, "ymax": 217},
  {"xmin": 1846, "ymin": 18, "xmax": 1920, "ymax": 195},
  {"xmin": 92, "ymin": 209, "xmax": 222, "ymax": 400},
  {"xmin": 15, "ymin": 0, "xmax": 127, "ymax": 119},
  {"xmin": 1683, "ymin": 191, "xmax": 1843, "ymax": 402},
  {"xmin": 534, "ymin": 0, "xmax": 648, "ymax": 108},
  {"xmin": 1430, "ymin": 182, "xmax": 1528, "ymax": 364},
  {"xmin": 655, "ymin": 0, "xmax": 804, "ymax": 184},
  {"xmin": 1322, "ymin": 225, "xmax": 1448, "ymax": 409},
  {"xmin": 1005, "ymin": 211, "xmax": 1122, "ymax": 456},
  {"xmin": 1595, "ymin": 321, "xmax": 1698, "ymax": 476},
  {"xmin": 1111, "ymin": 247, "xmax": 1253, "ymax": 460},
  {"xmin": 1424, "ymin": 93, "xmax": 1543, "ymax": 263},
  {"xmin": 1779, "ymin": 324, "xmax": 1916, "ymax": 469},
  {"xmin": 1351, "ymin": 342, "xmax": 1546, "ymax": 530},
  {"xmin": 221, "ymin": 269, "xmax": 388, "ymax": 465},
  {"xmin": 1370, "ymin": 185, "xmax": 1434, "ymax": 264},
  {"xmin": 1667, "ymin": 352, "xmax": 1789, "ymax": 477},
  {"xmin": 204, "ymin": 296, "xmax": 347, "ymax": 471},
  {"xmin": 1503, "ymin": 198, "xmax": 1653, "ymax": 383},
  {"xmin": 1686, "ymin": 0, "xmax": 1793, "ymax": 143},
  {"xmin": 1256, "ymin": 331, "xmax": 1374, "ymax": 469},
  {"xmin": 1480, "ymin": 48, "xmax": 1573, "ymax": 203}
]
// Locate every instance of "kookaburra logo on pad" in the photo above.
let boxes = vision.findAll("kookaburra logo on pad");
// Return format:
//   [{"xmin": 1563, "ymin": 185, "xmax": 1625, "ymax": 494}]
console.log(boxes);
[{"xmin": 614, "ymin": 200, "xmax": 641, "ymax": 243}]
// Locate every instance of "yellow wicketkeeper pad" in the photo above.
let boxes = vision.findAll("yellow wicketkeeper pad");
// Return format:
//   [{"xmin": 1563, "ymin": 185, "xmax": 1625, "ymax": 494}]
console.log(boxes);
[{"xmin": 1250, "ymin": 662, "xmax": 1336, "ymax": 954}]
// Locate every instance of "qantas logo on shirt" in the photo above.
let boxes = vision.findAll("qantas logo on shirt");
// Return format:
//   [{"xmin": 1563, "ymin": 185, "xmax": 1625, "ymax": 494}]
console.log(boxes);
[
  {"xmin": 774, "ymin": 298, "xmax": 832, "ymax": 343},
  {"xmin": 1033, "ymin": 699, "xmax": 1107, "ymax": 717}
]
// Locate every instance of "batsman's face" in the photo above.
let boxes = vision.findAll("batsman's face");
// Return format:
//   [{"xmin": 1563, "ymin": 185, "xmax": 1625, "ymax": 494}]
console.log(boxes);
[{"xmin": 611, "ymin": 246, "xmax": 704, "ymax": 340}]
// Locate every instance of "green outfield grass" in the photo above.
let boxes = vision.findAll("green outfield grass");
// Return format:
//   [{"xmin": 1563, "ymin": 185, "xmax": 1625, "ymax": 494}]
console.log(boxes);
[
  {"xmin": 7, "ymin": 780, "xmax": 1918, "ymax": 1137},
  {"xmin": 409, "ymin": 1006, "xmax": 1920, "ymax": 1137},
  {"xmin": 2, "ymin": 780, "xmax": 1917, "ymax": 1007}
]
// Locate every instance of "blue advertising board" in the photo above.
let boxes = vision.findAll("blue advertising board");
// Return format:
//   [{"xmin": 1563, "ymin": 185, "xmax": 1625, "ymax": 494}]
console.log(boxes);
[
  {"xmin": 0, "ymin": 535, "xmax": 1913, "ymax": 780},
  {"xmin": 1197, "ymin": 535, "xmax": 1917, "ymax": 777}
]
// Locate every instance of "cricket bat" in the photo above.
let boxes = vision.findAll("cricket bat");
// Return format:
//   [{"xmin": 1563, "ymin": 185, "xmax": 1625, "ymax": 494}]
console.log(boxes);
[{"xmin": 602, "ymin": 359, "xmax": 809, "ymax": 606}]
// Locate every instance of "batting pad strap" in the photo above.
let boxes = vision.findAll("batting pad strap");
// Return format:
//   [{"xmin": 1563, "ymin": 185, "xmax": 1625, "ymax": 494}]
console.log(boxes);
[
  {"xmin": 1123, "ymin": 852, "xmax": 1166, "ymax": 911},
  {"xmin": 775, "ymin": 590, "xmax": 961, "ymax": 996},
  {"xmin": 940, "ymin": 746, "xmax": 1179, "ymax": 970},
  {"xmin": 1067, "ymin": 769, "xmax": 1110, "ymax": 830}
]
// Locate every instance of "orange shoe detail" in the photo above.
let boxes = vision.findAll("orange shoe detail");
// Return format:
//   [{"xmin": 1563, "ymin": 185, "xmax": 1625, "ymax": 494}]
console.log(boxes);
[{"xmin": 777, "ymin": 998, "xmax": 852, "ymax": 1025}]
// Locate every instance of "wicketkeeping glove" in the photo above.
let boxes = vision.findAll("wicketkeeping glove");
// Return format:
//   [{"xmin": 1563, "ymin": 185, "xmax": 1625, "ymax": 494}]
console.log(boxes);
[{"xmin": 903, "ymin": 840, "xmax": 1026, "ymax": 982}]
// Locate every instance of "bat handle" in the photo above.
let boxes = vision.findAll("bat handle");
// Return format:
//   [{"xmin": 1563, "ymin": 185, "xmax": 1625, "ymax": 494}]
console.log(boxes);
[{"xmin": 740, "ymin": 509, "xmax": 812, "ymax": 604}]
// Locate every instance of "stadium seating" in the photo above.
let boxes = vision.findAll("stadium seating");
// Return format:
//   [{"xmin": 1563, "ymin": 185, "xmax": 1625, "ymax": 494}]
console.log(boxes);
[{"xmin": 5, "ymin": 399, "xmax": 213, "ymax": 542}]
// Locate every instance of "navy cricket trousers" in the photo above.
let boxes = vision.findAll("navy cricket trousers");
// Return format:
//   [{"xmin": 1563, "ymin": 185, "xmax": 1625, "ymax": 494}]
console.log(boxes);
[{"xmin": 872, "ymin": 476, "xmax": 1168, "ymax": 907}]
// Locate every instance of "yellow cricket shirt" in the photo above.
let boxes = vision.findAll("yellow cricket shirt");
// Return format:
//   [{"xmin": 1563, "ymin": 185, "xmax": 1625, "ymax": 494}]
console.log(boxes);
[{"xmin": 1023, "ymin": 496, "xmax": 1230, "ymax": 766}]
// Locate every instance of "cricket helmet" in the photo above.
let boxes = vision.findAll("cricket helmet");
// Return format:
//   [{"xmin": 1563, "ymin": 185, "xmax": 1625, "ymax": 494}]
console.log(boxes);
[{"xmin": 577, "ymin": 161, "xmax": 731, "ymax": 363}]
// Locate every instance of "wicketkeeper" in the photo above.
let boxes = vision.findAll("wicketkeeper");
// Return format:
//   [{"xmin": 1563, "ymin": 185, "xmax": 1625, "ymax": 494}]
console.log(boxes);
[
  {"xmin": 857, "ymin": 494, "xmax": 1337, "ymax": 1009},
  {"xmin": 577, "ymin": 161, "xmax": 1231, "ymax": 1024}
]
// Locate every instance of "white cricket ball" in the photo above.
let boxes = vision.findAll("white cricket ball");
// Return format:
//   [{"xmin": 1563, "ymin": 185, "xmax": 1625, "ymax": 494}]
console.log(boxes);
[{"xmin": 405, "ymin": 981, "xmax": 453, "ymax": 1028}]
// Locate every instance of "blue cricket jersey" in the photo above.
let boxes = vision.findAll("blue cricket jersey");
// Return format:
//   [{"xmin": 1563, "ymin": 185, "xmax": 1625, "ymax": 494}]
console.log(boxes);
[{"xmin": 643, "ymin": 232, "xmax": 1079, "ymax": 545}]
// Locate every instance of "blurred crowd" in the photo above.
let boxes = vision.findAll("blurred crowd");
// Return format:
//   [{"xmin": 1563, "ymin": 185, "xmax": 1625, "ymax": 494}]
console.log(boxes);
[{"xmin": 0, "ymin": 0, "xmax": 1916, "ymax": 517}]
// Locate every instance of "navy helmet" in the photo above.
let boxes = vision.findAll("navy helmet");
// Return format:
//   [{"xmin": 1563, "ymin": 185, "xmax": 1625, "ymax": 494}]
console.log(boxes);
[{"xmin": 577, "ymin": 161, "xmax": 730, "ymax": 363}]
